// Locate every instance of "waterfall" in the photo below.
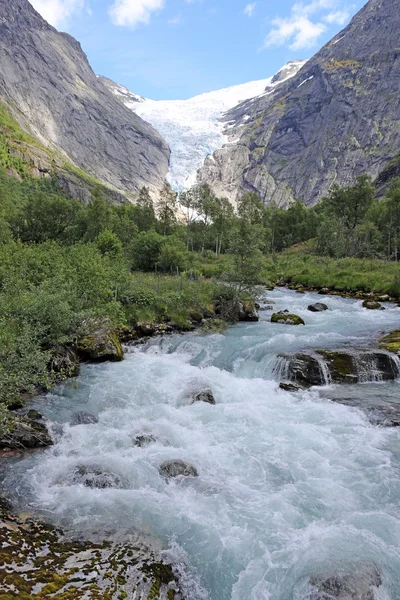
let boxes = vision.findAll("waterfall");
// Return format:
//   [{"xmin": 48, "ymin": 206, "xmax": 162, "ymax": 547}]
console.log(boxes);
[
  {"xmin": 314, "ymin": 354, "xmax": 332, "ymax": 386},
  {"xmin": 272, "ymin": 356, "xmax": 290, "ymax": 381},
  {"xmin": 355, "ymin": 352, "xmax": 383, "ymax": 383}
]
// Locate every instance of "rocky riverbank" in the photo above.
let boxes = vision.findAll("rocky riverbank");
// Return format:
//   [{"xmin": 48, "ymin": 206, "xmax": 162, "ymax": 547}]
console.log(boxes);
[{"xmin": 0, "ymin": 499, "xmax": 185, "ymax": 600}]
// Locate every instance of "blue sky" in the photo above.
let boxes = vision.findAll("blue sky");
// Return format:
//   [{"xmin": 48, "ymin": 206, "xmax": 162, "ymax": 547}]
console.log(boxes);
[{"xmin": 30, "ymin": 0, "xmax": 365, "ymax": 100}]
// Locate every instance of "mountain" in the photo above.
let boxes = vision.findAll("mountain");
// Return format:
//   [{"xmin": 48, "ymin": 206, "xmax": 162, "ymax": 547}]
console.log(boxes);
[
  {"xmin": 0, "ymin": 0, "xmax": 170, "ymax": 200},
  {"xmin": 100, "ymin": 61, "xmax": 306, "ymax": 191},
  {"xmin": 197, "ymin": 0, "xmax": 400, "ymax": 207}
]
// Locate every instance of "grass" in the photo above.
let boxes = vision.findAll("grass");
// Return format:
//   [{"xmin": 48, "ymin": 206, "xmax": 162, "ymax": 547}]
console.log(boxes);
[{"xmin": 272, "ymin": 253, "xmax": 400, "ymax": 297}]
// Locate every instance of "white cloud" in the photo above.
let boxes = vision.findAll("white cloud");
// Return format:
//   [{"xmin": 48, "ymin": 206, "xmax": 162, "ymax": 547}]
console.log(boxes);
[
  {"xmin": 324, "ymin": 9, "xmax": 350, "ymax": 24},
  {"xmin": 244, "ymin": 3, "xmax": 256, "ymax": 17},
  {"xmin": 30, "ymin": 0, "xmax": 84, "ymax": 27},
  {"xmin": 109, "ymin": 0, "xmax": 165, "ymax": 27},
  {"xmin": 263, "ymin": 0, "xmax": 351, "ymax": 51}
]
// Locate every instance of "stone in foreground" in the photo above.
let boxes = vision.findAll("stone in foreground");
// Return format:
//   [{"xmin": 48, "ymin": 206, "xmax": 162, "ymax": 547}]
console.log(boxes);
[
  {"xmin": 362, "ymin": 300, "xmax": 382, "ymax": 310},
  {"xmin": 272, "ymin": 313, "xmax": 305, "ymax": 326},
  {"xmin": 70, "ymin": 411, "xmax": 99, "ymax": 426},
  {"xmin": 0, "ymin": 416, "xmax": 53, "ymax": 450},
  {"xmin": 159, "ymin": 459, "xmax": 199, "ymax": 480}
]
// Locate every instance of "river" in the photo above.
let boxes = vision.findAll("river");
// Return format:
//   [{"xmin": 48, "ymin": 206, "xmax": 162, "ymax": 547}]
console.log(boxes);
[{"xmin": 3, "ymin": 289, "xmax": 400, "ymax": 599}]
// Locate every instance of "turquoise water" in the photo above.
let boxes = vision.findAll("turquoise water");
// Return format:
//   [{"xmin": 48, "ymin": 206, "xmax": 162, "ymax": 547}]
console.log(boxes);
[{"xmin": 3, "ymin": 290, "xmax": 400, "ymax": 599}]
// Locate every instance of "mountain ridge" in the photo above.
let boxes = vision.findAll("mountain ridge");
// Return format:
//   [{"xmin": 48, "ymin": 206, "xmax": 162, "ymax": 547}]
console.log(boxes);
[
  {"xmin": 197, "ymin": 0, "xmax": 400, "ymax": 207},
  {"xmin": 0, "ymin": 0, "xmax": 170, "ymax": 200}
]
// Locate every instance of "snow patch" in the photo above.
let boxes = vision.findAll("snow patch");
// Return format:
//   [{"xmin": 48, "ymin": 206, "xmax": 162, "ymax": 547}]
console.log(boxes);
[{"xmin": 297, "ymin": 75, "xmax": 314, "ymax": 88}]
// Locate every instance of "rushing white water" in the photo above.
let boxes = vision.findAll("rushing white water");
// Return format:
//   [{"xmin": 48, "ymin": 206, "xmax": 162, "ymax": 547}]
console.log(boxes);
[{"xmin": 3, "ymin": 290, "xmax": 400, "ymax": 599}]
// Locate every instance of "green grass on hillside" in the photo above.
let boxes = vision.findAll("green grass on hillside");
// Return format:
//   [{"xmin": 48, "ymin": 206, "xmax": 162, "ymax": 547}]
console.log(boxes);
[{"xmin": 273, "ymin": 253, "xmax": 400, "ymax": 297}]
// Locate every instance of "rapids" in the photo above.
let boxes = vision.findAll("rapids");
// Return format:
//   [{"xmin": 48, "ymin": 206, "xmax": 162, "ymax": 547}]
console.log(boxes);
[{"xmin": 3, "ymin": 289, "xmax": 400, "ymax": 599}]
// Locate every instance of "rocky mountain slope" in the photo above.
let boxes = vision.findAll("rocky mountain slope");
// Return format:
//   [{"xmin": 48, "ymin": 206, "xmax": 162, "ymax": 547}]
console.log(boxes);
[
  {"xmin": 100, "ymin": 61, "xmax": 305, "ymax": 191},
  {"xmin": 0, "ymin": 0, "xmax": 170, "ymax": 199},
  {"xmin": 197, "ymin": 0, "xmax": 400, "ymax": 207}
]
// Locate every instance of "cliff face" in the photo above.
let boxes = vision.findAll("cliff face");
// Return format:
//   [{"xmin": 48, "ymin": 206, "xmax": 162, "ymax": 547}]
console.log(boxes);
[
  {"xmin": 0, "ymin": 0, "xmax": 170, "ymax": 199},
  {"xmin": 198, "ymin": 0, "xmax": 400, "ymax": 207}
]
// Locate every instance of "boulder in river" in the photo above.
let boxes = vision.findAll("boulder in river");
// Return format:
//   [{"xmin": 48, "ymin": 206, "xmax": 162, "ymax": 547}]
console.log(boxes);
[
  {"xmin": 191, "ymin": 389, "xmax": 216, "ymax": 405},
  {"xmin": 307, "ymin": 303, "xmax": 328, "ymax": 312},
  {"xmin": 362, "ymin": 300, "xmax": 382, "ymax": 310},
  {"xmin": 70, "ymin": 411, "xmax": 99, "ymax": 426},
  {"xmin": 0, "ymin": 416, "xmax": 52, "ymax": 450},
  {"xmin": 77, "ymin": 317, "xmax": 124, "ymax": 362},
  {"xmin": 379, "ymin": 330, "xmax": 400, "ymax": 354},
  {"xmin": 282, "ymin": 349, "xmax": 400, "ymax": 387},
  {"xmin": 308, "ymin": 565, "xmax": 382, "ymax": 599},
  {"xmin": 272, "ymin": 313, "xmax": 305, "ymax": 326},
  {"xmin": 159, "ymin": 459, "xmax": 199, "ymax": 480},
  {"xmin": 134, "ymin": 434, "xmax": 156, "ymax": 447},
  {"xmin": 73, "ymin": 465, "xmax": 123, "ymax": 489},
  {"xmin": 26, "ymin": 409, "xmax": 42, "ymax": 420}
]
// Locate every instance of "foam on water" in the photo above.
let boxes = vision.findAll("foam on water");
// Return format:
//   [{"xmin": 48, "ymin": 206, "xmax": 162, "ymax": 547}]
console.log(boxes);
[{"xmin": 3, "ymin": 290, "xmax": 400, "ymax": 599}]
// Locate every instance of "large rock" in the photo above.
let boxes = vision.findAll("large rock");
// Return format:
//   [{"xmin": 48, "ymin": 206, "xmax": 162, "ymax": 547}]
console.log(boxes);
[
  {"xmin": 362, "ymin": 300, "xmax": 381, "ymax": 310},
  {"xmin": 0, "ymin": 416, "xmax": 52, "ymax": 449},
  {"xmin": 308, "ymin": 303, "xmax": 328, "ymax": 313},
  {"xmin": 308, "ymin": 566, "xmax": 382, "ymax": 599},
  {"xmin": 379, "ymin": 330, "xmax": 400, "ymax": 354},
  {"xmin": 271, "ymin": 313, "xmax": 305, "ymax": 326},
  {"xmin": 197, "ymin": 0, "xmax": 400, "ymax": 206},
  {"xmin": 0, "ymin": 0, "xmax": 170, "ymax": 199},
  {"xmin": 77, "ymin": 318, "xmax": 123, "ymax": 362},
  {"xmin": 159, "ymin": 459, "xmax": 199, "ymax": 480},
  {"xmin": 282, "ymin": 349, "xmax": 400, "ymax": 387}
]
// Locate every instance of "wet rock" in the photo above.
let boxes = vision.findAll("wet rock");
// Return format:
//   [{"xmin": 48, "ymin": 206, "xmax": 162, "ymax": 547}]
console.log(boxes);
[
  {"xmin": 50, "ymin": 345, "xmax": 80, "ymax": 379},
  {"xmin": 70, "ymin": 411, "xmax": 99, "ymax": 426},
  {"xmin": 379, "ymin": 330, "xmax": 400, "ymax": 354},
  {"xmin": 191, "ymin": 389, "xmax": 216, "ymax": 405},
  {"xmin": 285, "ymin": 354, "xmax": 325, "ymax": 387},
  {"xmin": 27, "ymin": 409, "xmax": 42, "ymax": 420},
  {"xmin": 0, "ymin": 416, "xmax": 53, "ymax": 450},
  {"xmin": 136, "ymin": 322, "xmax": 157, "ymax": 337},
  {"xmin": 378, "ymin": 294, "xmax": 390, "ymax": 302},
  {"xmin": 308, "ymin": 566, "xmax": 382, "ymax": 600},
  {"xmin": 279, "ymin": 382, "xmax": 304, "ymax": 392},
  {"xmin": 73, "ymin": 466, "xmax": 123, "ymax": 489},
  {"xmin": 134, "ymin": 434, "xmax": 156, "ymax": 447},
  {"xmin": 308, "ymin": 303, "xmax": 328, "ymax": 312},
  {"xmin": 317, "ymin": 351, "xmax": 357, "ymax": 384},
  {"xmin": 119, "ymin": 327, "xmax": 139, "ymax": 343},
  {"xmin": 260, "ymin": 305, "xmax": 274, "ymax": 311},
  {"xmin": 362, "ymin": 300, "xmax": 382, "ymax": 310},
  {"xmin": 239, "ymin": 302, "xmax": 260, "ymax": 322},
  {"xmin": 272, "ymin": 313, "xmax": 305, "ymax": 326},
  {"xmin": 77, "ymin": 317, "xmax": 123, "ymax": 362},
  {"xmin": 318, "ymin": 288, "xmax": 330, "ymax": 295},
  {"xmin": 159, "ymin": 459, "xmax": 199, "ymax": 480}
]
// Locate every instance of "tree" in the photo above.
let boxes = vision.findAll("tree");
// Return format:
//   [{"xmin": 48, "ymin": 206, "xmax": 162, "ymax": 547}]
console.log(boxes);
[
  {"xmin": 197, "ymin": 184, "xmax": 217, "ymax": 254},
  {"xmin": 84, "ymin": 190, "xmax": 114, "ymax": 242},
  {"xmin": 211, "ymin": 197, "xmax": 234, "ymax": 255},
  {"xmin": 179, "ymin": 188, "xmax": 200, "ymax": 250},
  {"xmin": 157, "ymin": 238, "xmax": 189, "ymax": 273},
  {"xmin": 95, "ymin": 230, "xmax": 124, "ymax": 260},
  {"xmin": 158, "ymin": 183, "xmax": 177, "ymax": 235},
  {"xmin": 135, "ymin": 187, "xmax": 156, "ymax": 231}
]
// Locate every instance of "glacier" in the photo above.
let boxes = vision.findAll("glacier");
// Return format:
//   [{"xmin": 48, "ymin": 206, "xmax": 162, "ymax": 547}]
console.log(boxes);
[{"xmin": 99, "ymin": 61, "xmax": 306, "ymax": 191}]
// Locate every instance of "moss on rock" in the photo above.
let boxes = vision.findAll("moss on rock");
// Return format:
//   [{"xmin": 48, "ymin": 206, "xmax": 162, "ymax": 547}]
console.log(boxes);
[
  {"xmin": 77, "ymin": 318, "xmax": 123, "ymax": 362},
  {"xmin": 271, "ymin": 313, "xmax": 305, "ymax": 326},
  {"xmin": 379, "ymin": 330, "xmax": 400, "ymax": 354}
]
